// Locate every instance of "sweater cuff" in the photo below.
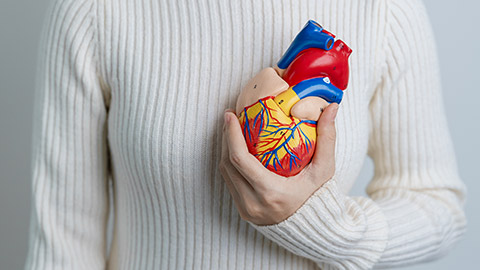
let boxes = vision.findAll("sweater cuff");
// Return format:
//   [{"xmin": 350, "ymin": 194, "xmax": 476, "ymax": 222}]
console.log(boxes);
[{"xmin": 248, "ymin": 178, "xmax": 389, "ymax": 270}]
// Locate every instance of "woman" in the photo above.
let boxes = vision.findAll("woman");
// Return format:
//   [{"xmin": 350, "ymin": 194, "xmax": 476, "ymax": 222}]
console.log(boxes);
[{"xmin": 25, "ymin": 0, "xmax": 466, "ymax": 269}]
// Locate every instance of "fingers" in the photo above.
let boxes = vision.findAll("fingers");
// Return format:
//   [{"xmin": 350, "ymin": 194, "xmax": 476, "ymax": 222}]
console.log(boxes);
[
  {"xmin": 223, "ymin": 111, "xmax": 274, "ymax": 185},
  {"xmin": 309, "ymin": 103, "xmax": 339, "ymax": 178},
  {"xmin": 220, "ymin": 142, "xmax": 253, "ymax": 210},
  {"xmin": 220, "ymin": 112, "xmax": 261, "ymax": 214},
  {"xmin": 290, "ymin": 96, "xmax": 329, "ymax": 121},
  {"xmin": 220, "ymin": 123, "xmax": 254, "ymax": 195},
  {"xmin": 220, "ymin": 120, "xmax": 242, "ymax": 201}
]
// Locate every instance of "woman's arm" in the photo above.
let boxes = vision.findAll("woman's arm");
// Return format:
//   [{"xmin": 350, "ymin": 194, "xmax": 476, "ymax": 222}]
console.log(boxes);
[
  {"xmin": 365, "ymin": 0, "xmax": 467, "ymax": 267},
  {"xmin": 25, "ymin": 0, "xmax": 111, "ymax": 269},
  {"xmin": 224, "ymin": 0, "xmax": 466, "ymax": 269}
]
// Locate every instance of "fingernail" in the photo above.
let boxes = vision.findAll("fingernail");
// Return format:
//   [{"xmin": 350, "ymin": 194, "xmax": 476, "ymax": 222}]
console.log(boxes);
[
  {"xmin": 224, "ymin": 112, "xmax": 231, "ymax": 124},
  {"xmin": 330, "ymin": 103, "xmax": 339, "ymax": 121}
]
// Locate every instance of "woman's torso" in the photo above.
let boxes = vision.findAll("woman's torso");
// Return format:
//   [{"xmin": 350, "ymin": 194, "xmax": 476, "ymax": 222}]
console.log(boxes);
[{"xmin": 101, "ymin": 0, "xmax": 384, "ymax": 268}]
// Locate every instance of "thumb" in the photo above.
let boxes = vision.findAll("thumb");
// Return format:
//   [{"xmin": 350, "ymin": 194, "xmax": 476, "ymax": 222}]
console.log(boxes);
[{"xmin": 308, "ymin": 102, "xmax": 339, "ymax": 175}]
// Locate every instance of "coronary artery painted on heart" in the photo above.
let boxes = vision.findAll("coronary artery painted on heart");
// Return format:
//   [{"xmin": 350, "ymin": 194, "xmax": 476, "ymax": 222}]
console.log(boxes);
[
  {"xmin": 239, "ymin": 97, "xmax": 317, "ymax": 176},
  {"xmin": 236, "ymin": 20, "xmax": 352, "ymax": 177}
]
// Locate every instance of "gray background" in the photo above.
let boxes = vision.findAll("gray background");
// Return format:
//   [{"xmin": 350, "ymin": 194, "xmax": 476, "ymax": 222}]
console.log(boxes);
[{"xmin": 0, "ymin": 0, "xmax": 478, "ymax": 269}]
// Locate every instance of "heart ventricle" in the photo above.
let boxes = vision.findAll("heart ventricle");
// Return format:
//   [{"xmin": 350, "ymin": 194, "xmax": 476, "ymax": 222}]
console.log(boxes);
[{"xmin": 238, "ymin": 96, "xmax": 317, "ymax": 177}]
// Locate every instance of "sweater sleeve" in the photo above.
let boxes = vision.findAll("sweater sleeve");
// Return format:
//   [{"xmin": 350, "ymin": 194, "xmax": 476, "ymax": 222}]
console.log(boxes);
[
  {"xmin": 25, "ymin": 0, "xmax": 111, "ymax": 269},
  {"xmin": 248, "ymin": 0, "xmax": 467, "ymax": 269}
]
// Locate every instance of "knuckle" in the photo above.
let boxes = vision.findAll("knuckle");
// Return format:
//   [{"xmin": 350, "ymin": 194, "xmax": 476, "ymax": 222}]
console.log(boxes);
[
  {"xmin": 238, "ymin": 210, "xmax": 250, "ymax": 221},
  {"xmin": 239, "ymin": 212, "xmax": 254, "ymax": 223},
  {"xmin": 320, "ymin": 126, "xmax": 336, "ymax": 142},
  {"xmin": 264, "ymin": 192, "xmax": 285, "ymax": 214},
  {"xmin": 229, "ymin": 151, "xmax": 243, "ymax": 167},
  {"xmin": 218, "ymin": 161, "xmax": 227, "ymax": 174},
  {"xmin": 244, "ymin": 203, "xmax": 262, "ymax": 220},
  {"xmin": 239, "ymin": 213, "xmax": 247, "ymax": 220},
  {"xmin": 235, "ymin": 205, "xmax": 249, "ymax": 221},
  {"xmin": 326, "ymin": 131, "xmax": 336, "ymax": 142},
  {"xmin": 262, "ymin": 190, "xmax": 279, "ymax": 206}
]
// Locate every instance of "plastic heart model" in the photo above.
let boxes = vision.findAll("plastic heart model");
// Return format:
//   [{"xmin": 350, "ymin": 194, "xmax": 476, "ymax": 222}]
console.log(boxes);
[{"xmin": 237, "ymin": 20, "xmax": 352, "ymax": 177}]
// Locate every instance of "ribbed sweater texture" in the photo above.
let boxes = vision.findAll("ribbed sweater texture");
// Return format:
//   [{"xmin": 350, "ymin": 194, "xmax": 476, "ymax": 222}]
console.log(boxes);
[{"xmin": 25, "ymin": 0, "xmax": 467, "ymax": 269}]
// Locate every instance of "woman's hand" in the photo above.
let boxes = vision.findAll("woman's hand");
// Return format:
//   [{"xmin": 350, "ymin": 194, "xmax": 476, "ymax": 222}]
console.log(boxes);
[{"xmin": 219, "ymin": 103, "xmax": 339, "ymax": 226}]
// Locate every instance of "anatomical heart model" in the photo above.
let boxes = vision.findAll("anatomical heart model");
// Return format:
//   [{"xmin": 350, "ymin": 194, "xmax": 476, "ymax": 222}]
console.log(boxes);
[{"xmin": 236, "ymin": 20, "xmax": 352, "ymax": 177}]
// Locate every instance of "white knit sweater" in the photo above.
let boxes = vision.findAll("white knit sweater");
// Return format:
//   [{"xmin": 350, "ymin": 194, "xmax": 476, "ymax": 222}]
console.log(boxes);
[{"xmin": 25, "ymin": 0, "xmax": 467, "ymax": 269}]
